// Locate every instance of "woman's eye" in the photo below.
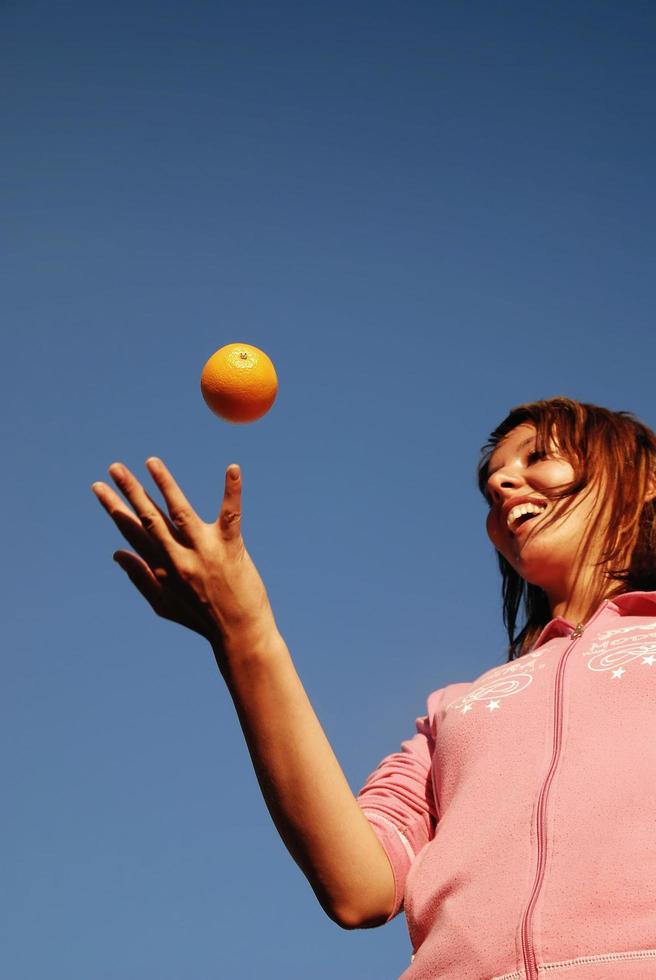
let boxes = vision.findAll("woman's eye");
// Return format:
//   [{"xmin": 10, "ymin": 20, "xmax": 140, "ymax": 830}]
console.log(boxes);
[{"xmin": 527, "ymin": 450, "xmax": 546, "ymax": 464}]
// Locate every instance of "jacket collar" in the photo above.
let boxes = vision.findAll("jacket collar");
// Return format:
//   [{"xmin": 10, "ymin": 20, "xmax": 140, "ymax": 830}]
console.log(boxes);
[{"xmin": 532, "ymin": 590, "xmax": 656, "ymax": 650}]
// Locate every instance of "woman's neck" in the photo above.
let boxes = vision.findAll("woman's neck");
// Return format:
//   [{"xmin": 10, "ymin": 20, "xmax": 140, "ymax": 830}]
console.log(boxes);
[{"xmin": 548, "ymin": 578, "xmax": 626, "ymax": 627}]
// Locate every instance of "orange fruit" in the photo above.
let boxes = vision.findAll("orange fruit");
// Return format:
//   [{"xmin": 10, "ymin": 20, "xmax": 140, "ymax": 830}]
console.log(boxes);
[{"xmin": 200, "ymin": 343, "xmax": 278, "ymax": 423}]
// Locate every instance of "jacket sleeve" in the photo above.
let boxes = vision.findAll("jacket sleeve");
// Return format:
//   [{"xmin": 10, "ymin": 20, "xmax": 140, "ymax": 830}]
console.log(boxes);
[{"xmin": 356, "ymin": 709, "xmax": 438, "ymax": 921}]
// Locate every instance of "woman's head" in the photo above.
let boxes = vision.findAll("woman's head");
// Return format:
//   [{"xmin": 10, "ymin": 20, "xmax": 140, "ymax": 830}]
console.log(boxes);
[{"xmin": 477, "ymin": 397, "xmax": 656, "ymax": 660}]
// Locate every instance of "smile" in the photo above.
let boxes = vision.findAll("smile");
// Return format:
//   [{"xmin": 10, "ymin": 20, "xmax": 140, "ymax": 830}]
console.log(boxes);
[{"xmin": 507, "ymin": 501, "xmax": 548, "ymax": 533}]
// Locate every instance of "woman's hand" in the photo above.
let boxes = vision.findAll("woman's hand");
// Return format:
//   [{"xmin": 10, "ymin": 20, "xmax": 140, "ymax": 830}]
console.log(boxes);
[{"xmin": 91, "ymin": 458, "xmax": 279, "ymax": 661}]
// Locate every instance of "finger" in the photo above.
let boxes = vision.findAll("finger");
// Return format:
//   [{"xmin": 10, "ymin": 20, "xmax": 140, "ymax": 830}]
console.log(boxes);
[
  {"xmin": 217, "ymin": 464, "xmax": 243, "ymax": 541},
  {"xmin": 113, "ymin": 550, "xmax": 217, "ymax": 639},
  {"xmin": 107, "ymin": 462, "xmax": 183, "ymax": 559},
  {"xmin": 91, "ymin": 481, "xmax": 170, "ymax": 566},
  {"xmin": 145, "ymin": 457, "xmax": 203, "ymax": 540},
  {"xmin": 113, "ymin": 550, "xmax": 166, "ymax": 608}
]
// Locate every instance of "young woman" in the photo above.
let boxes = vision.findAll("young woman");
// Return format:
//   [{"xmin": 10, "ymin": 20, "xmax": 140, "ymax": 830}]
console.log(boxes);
[{"xmin": 92, "ymin": 396, "xmax": 656, "ymax": 979}]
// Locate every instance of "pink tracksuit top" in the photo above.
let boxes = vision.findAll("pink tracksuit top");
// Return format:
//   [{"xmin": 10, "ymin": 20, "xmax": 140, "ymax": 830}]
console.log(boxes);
[{"xmin": 356, "ymin": 591, "xmax": 656, "ymax": 979}]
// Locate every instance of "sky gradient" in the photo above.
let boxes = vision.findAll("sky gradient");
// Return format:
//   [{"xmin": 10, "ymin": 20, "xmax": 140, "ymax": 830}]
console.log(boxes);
[{"xmin": 4, "ymin": 2, "xmax": 656, "ymax": 977}]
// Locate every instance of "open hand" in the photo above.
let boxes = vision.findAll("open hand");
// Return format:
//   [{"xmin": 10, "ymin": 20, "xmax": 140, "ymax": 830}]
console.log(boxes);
[{"xmin": 91, "ymin": 458, "xmax": 278, "ymax": 660}]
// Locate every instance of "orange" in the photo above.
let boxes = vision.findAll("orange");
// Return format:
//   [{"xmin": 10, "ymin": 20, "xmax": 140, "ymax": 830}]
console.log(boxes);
[{"xmin": 200, "ymin": 343, "xmax": 278, "ymax": 423}]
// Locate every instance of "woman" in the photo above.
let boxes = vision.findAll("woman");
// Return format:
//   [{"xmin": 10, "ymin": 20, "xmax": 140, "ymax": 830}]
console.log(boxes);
[{"xmin": 92, "ymin": 397, "xmax": 656, "ymax": 979}]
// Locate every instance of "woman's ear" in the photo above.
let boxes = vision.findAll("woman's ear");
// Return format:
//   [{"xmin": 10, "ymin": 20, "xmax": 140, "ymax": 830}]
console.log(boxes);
[{"xmin": 646, "ymin": 466, "xmax": 656, "ymax": 504}]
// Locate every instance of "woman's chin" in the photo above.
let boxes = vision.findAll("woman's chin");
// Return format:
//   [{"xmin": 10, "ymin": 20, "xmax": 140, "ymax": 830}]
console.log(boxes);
[{"xmin": 512, "ymin": 542, "xmax": 561, "ymax": 586}]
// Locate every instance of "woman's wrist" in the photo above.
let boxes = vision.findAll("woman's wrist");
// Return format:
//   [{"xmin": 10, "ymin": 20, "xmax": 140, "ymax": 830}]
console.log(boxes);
[{"xmin": 210, "ymin": 619, "xmax": 286, "ymax": 674}]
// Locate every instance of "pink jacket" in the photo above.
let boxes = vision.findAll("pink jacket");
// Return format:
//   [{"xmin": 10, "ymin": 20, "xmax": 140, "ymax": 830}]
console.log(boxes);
[{"xmin": 357, "ymin": 591, "xmax": 656, "ymax": 979}]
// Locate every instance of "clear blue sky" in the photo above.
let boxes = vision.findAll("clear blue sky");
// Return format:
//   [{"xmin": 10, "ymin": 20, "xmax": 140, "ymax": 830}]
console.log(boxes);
[{"xmin": 4, "ymin": 2, "xmax": 655, "ymax": 977}]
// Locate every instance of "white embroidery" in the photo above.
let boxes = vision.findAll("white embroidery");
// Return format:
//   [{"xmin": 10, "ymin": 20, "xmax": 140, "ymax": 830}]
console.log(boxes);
[
  {"xmin": 446, "ymin": 621, "xmax": 656, "ymax": 713},
  {"xmin": 593, "ymin": 621, "xmax": 656, "ymax": 641},
  {"xmin": 446, "ymin": 673, "xmax": 534, "ymax": 713},
  {"xmin": 444, "ymin": 648, "xmax": 551, "ymax": 713},
  {"xmin": 585, "ymin": 623, "xmax": 656, "ymax": 672}
]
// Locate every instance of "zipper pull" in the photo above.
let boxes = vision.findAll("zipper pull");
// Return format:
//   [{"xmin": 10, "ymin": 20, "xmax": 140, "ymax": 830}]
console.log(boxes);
[{"xmin": 571, "ymin": 623, "xmax": 585, "ymax": 639}]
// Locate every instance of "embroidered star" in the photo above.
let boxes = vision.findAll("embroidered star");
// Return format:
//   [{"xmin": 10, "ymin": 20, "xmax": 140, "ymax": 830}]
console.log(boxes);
[
  {"xmin": 642, "ymin": 656, "xmax": 656, "ymax": 666},
  {"xmin": 487, "ymin": 700, "xmax": 500, "ymax": 711},
  {"xmin": 461, "ymin": 703, "xmax": 473, "ymax": 714},
  {"xmin": 611, "ymin": 667, "xmax": 625, "ymax": 679}
]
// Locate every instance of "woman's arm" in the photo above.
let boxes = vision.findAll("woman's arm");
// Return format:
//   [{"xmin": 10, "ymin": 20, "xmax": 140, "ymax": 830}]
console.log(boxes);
[
  {"xmin": 217, "ymin": 626, "xmax": 395, "ymax": 928},
  {"xmin": 91, "ymin": 459, "xmax": 394, "ymax": 928}
]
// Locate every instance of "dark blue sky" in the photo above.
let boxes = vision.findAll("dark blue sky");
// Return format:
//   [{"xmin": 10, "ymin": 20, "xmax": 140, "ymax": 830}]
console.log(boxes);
[{"xmin": 4, "ymin": 2, "xmax": 656, "ymax": 977}]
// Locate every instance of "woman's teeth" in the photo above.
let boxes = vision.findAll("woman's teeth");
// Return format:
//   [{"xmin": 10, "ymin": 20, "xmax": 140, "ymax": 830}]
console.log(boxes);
[{"xmin": 507, "ymin": 502, "xmax": 546, "ymax": 530}]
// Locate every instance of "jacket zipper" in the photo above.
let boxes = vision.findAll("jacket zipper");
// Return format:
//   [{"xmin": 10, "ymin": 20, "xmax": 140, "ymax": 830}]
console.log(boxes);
[{"xmin": 520, "ymin": 602, "xmax": 609, "ymax": 979}]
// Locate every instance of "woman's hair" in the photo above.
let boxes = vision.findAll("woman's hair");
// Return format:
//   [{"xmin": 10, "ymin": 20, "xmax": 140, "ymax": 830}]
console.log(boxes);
[{"xmin": 477, "ymin": 397, "xmax": 656, "ymax": 661}]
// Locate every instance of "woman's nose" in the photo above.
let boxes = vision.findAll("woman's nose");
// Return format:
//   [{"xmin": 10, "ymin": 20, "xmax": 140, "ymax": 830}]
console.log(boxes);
[{"xmin": 486, "ymin": 469, "xmax": 525, "ymax": 504}]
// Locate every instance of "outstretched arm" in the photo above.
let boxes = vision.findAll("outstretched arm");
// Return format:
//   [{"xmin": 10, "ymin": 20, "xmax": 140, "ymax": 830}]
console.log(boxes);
[{"xmin": 91, "ymin": 459, "xmax": 394, "ymax": 928}]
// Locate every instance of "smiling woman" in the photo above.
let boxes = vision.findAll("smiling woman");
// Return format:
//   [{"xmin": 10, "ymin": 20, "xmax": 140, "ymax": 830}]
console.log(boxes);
[
  {"xmin": 477, "ymin": 397, "xmax": 656, "ymax": 660},
  {"xmin": 92, "ymin": 395, "xmax": 656, "ymax": 980},
  {"xmin": 355, "ymin": 396, "xmax": 656, "ymax": 980}
]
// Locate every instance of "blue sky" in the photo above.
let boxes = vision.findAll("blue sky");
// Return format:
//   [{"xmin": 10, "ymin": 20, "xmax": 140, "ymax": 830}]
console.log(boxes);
[{"xmin": 4, "ymin": 1, "xmax": 656, "ymax": 977}]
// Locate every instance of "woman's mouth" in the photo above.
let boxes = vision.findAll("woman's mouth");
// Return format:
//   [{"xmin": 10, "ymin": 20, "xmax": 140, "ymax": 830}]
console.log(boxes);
[
  {"xmin": 506, "ymin": 501, "xmax": 548, "ymax": 536},
  {"xmin": 513, "ymin": 513, "xmax": 542, "ymax": 536}
]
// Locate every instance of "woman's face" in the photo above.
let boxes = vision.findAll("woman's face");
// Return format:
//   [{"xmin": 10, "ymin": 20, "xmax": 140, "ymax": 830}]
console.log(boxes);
[{"xmin": 484, "ymin": 423, "xmax": 605, "ymax": 606}]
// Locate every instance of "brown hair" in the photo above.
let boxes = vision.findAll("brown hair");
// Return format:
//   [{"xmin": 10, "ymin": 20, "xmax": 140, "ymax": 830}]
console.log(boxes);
[{"xmin": 477, "ymin": 397, "xmax": 656, "ymax": 661}]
